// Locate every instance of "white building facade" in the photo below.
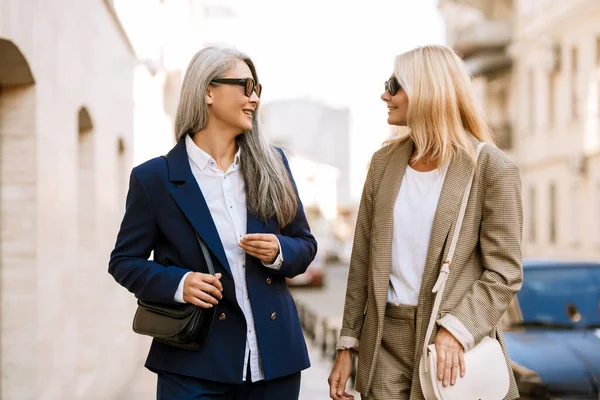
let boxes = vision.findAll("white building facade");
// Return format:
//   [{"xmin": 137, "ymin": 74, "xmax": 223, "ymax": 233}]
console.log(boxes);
[
  {"xmin": 510, "ymin": 0, "xmax": 600, "ymax": 260},
  {"xmin": 441, "ymin": 0, "xmax": 600, "ymax": 260}
]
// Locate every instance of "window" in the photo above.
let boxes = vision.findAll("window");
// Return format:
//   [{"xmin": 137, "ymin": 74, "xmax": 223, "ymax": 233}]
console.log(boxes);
[
  {"xmin": 517, "ymin": 265, "xmax": 600, "ymax": 326},
  {"xmin": 548, "ymin": 71, "xmax": 557, "ymax": 127},
  {"xmin": 596, "ymin": 37, "xmax": 600, "ymax": 114},
  {"xmin": 117, "ymin": 137, "xmax": 127, "ymax": 210},
  {"xmin": 528, "ymin": 69, "xmax": 535, "ymax": 129},
  {"xmin": 529, "ymin": 186, "xmax": 537, "ymax": 242},
  {"xmin": 549, "ymin": 183, "xmax": 557, "ymax": 244},
  {"xmin": 596, "ymin": 182, "xmax": 600, "ymax": 245},
  {"xmin": 570, "ymin": 183, "xmax": 581, "ymax": 246},
  {"xmin": 571, "ymin": 46, "xmax": 579, "ymax": 119}
]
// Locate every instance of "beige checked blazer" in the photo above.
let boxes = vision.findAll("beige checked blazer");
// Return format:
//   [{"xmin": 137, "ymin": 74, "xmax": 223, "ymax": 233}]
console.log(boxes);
[{"xmin": 339, "ymin": 135, "xmax": 523, "ymax": 400}]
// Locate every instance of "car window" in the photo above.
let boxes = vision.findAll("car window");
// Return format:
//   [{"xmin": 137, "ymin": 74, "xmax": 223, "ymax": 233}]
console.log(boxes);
[{"xmin": 517, "ymin": 266, "xmax": 600, "ymax": 326}]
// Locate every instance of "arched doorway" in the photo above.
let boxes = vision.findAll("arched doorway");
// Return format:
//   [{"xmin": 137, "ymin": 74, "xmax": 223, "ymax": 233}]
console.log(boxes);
[
  {"xmin": 0, "ymin": 38, "xmax": 36, "ymax": 398},
  {"xmin": 116, "ymin": 136, "xmax": 127, "ymax": 204},
  {"xmin": 76, "ymin": 106, "xmax": 96, "ymax": 391}
]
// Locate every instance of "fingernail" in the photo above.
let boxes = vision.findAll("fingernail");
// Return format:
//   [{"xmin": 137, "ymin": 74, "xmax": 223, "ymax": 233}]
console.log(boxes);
[{"xmin": 443, "ymin": 380, "xmax": 448, "ymax": 386}]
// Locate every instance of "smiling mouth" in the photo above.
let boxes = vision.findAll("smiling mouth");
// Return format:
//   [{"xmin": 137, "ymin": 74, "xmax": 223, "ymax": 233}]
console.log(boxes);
[{"xmin": 243, "ymin": 110, "xmax": 254, "ymax": 117}]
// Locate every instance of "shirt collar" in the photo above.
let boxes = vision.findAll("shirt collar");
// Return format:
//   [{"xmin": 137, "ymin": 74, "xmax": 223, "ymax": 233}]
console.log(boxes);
[{"xmin": 186, "ymin": 134, "xmax": 241, "ymax": 171}]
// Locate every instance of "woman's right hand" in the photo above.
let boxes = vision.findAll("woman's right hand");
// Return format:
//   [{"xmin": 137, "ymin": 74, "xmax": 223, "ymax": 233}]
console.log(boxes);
[
  {"xmin": 182, "ymin": 272, "xmax": 223, "ymax": 308},
  {"xmin": 328, "ymin": 349, "xmax": 355, "ymax": 399}
]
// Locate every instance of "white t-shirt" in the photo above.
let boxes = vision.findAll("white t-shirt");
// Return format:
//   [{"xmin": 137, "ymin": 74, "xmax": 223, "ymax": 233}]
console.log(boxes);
[{"xmin": 388, "ymin": 163, "xmax": 449, "ymax": 306}]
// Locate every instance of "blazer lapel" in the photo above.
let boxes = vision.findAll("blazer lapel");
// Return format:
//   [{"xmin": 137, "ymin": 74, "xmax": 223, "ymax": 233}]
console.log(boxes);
[
  {"xmin": 371, "ymin": 138, "xmax": 414, "ymax": 319},
  {"xmin": 165, "ymin": 140, "xmax": 232, "ymax": 277}
]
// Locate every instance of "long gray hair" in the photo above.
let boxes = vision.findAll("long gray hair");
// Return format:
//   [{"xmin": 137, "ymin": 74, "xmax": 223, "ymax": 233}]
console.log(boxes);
[{"xmin": 174, "ymin": 46, "xmax": 298, "ymax": 227}]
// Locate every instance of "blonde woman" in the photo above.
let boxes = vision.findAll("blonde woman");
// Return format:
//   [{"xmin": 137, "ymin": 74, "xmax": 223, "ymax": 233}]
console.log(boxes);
[
  {"xmin": 109, "ymin": 47, "xmax": 316, "ymax": 399},
  {"xmin": 328, "ymin": 45, "xmax": 523, "ymax": 400}
]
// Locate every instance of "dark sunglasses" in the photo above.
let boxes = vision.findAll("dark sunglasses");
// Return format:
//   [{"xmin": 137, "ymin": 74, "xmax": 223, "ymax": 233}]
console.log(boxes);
[
  {"xmin": 211, "ymin": 77, "xmax": 262, "ymax": 98},
  {"xmin": 384, "ymin": 77, "xmax": 401, "ymax": 96}
]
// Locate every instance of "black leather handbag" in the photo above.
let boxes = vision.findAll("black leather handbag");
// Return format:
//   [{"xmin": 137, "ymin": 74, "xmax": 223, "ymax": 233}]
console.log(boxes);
[{"xmin": 132, "ymin": 232, "xmax": 217, "ymax": 350}]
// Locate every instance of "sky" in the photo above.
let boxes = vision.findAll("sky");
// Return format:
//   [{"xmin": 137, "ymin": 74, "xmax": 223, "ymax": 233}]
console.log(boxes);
[
  {"xmin": 117, "ymin": 0, "xmax": 447, "ymax": 200},
  {"xmin": 201, "ymin": 0, "xmax": 446, "ymax": 199},
  {"xmin": 204, "ymin": 0, "xmax": 445, "ymax": 107}
]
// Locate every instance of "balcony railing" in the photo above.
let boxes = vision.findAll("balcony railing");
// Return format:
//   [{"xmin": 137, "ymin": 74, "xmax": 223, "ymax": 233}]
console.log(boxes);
[
  {"xmin": 454, "ymin": 20, "xmax": 512, "ymax": 58},
  {"xmin": 464, "ymin": 52, "xmax": 512, "ymax": 76},
  {"xmin": 440, "ymin": 0, "xmax": 492, "ymax": 15}
]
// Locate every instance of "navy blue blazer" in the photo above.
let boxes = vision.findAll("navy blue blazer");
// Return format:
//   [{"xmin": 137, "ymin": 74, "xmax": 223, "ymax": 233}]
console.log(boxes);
[{"xmin": 109, "ymin": 138, "xmax": 317, "ymax": 383}]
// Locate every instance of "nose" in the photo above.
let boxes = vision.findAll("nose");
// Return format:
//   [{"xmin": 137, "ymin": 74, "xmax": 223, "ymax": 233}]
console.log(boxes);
[
  {"xmin": 249, "ymin": 90, "xmax": 260, "ymax": 103},
  {"xmin": 381, "ymin": 90, "xmax": 391, "ymax": 102}
]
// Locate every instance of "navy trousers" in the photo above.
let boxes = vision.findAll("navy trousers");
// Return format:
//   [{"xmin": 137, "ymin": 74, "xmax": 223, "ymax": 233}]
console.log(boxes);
[{"xmin": 156, "ymin": 369, "xmax": 301, "ymax": 400}]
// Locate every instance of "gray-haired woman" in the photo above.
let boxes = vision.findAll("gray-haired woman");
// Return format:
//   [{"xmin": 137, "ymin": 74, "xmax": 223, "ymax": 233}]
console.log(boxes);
[{"xmin": 109, "ymin": 46, "xmax": 317, "ymax": 400}]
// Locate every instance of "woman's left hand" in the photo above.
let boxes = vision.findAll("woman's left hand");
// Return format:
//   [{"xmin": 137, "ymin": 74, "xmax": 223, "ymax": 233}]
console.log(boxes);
[
  {"xmin": 239, "ymin": 233, "xmax": 280, "ymax": 264},
  {"xmin": 434, "ymin": 327, "xmax": 466, "ymax": 387}
]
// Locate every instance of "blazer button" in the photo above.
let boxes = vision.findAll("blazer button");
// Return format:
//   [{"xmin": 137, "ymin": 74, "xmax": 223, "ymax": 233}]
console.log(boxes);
[
  {"xmin": 219, "ymin": 313, "xmax": 227, "ymax": 321},
  {"xmin": 265, "ymin": 277, "xmax": 272, "ymax": 285},
  {"xmin": 270, "ymin": 312, "xmax": 276, "ymax": 321}
]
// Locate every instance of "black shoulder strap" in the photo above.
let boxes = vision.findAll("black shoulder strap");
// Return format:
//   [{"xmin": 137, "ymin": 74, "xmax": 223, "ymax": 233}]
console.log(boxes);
[{"xmin": 196, "ymin": 233, "xmax": 215, "ymax": 275}]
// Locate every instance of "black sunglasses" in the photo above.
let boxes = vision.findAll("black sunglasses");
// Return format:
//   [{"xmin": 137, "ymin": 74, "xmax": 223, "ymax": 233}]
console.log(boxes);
[
  {"xmin": 384, "ymin": 77, "xmax": 401, "ymax": 96},
  {"xmin": 211, "ymin": 77, "xmax": 262, "ymax": 98}
]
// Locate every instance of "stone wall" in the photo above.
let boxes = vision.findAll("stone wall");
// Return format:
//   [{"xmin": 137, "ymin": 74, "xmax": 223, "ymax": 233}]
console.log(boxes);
[{"xmin": 0, "ymin": 0, "xmax": 141, "ymax": 398}]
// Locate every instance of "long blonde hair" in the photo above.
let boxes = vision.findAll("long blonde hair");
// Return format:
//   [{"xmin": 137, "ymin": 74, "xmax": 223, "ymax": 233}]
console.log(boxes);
[
  {"xmin": 174, "ymin": 47, "xmax": 298, "ymax": 227},
  {"xmin": 388, "ymin": 45, "xmax": 494, "ymax": 165}
]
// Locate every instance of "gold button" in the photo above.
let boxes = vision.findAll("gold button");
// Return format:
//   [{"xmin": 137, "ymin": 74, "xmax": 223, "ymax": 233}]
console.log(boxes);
[
  {"xmin": 270, "ymin": 312, "xmax": 276, "ymax": 321},
  {"xmin": 219, "ymin": 313, "xmax": 226, "ymax": 321},
  {"xmin": 265, "ymin": 277, "xmax": 272, "ymax": 285}
]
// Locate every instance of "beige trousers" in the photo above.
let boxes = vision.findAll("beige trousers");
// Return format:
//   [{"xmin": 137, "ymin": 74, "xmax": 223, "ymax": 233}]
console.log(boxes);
[{"xmin": 363, "ymin": 304, "xmax": 417, "ymax": 400}]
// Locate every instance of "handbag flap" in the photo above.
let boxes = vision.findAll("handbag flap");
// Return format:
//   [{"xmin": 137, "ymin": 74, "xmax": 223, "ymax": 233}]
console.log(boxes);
[
  {"xmin": 137, "ymin": 300, "xmax": 196, "ymax": 319},
  {"xmin": 421, "ymin": 337, "xmax": 510, "ymax": 400},
  {"xmin": 133, "ymin": 304, "xmax": 200, "ymax": 338}
]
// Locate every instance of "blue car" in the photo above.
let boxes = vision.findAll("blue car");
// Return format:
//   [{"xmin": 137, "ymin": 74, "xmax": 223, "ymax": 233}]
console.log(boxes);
[{"xmin": 502, "ymin": 260, "xmax": 600, "ymax": 399}]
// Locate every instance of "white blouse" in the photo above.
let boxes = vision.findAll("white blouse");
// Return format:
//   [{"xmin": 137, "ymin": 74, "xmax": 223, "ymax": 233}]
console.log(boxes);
[{"xmin": 388, "ymin": 164, "xmax": 449, "ymax": 305}]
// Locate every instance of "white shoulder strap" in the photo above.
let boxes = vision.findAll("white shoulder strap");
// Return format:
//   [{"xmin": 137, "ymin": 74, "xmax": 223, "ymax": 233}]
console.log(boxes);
[{"xmin": 422, "ymin": 142, "xmax": 486, "ymax": 371}]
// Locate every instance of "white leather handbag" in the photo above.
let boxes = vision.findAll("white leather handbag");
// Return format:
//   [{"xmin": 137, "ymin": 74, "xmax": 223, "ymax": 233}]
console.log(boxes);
[{"xmin": 418, "ymin": 143, "xmax": 510, "ymax": 400}]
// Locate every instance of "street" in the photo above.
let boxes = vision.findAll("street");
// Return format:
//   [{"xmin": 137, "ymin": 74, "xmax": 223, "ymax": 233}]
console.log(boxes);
[
  {"xmin": 290, "ymin": 263, "xmax": 359, "ymax": 399},
  {"xmin": 119, "ymin": 264, "xmax": 357, "ymax": 400}
]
